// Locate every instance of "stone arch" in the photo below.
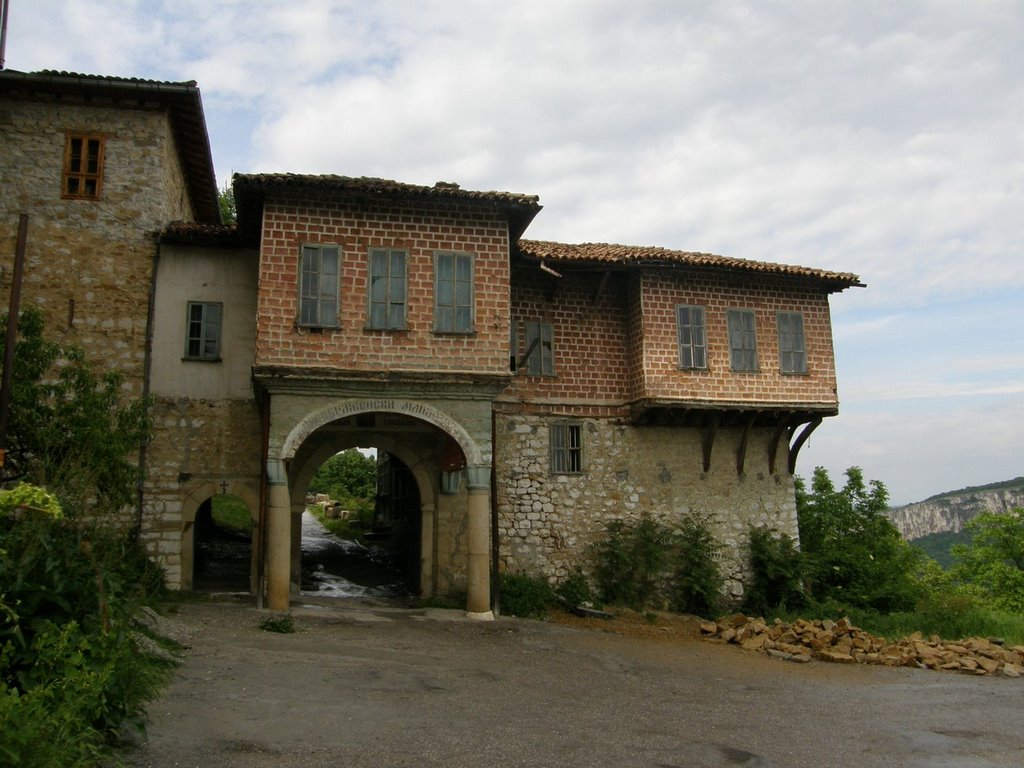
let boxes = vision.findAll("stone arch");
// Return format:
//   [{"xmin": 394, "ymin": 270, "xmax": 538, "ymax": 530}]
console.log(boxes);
[
  {"xmin": 179, "ymin": 480, "xmax": 259, "ymax": 592},
  {"xmin": 279, "ymin": 399, "xmax": 483, "ymax": 466}
]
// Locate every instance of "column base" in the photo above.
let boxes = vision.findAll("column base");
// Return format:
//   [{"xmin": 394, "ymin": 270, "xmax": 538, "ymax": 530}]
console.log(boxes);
[{"xmin": 465, "ymin": 610, "xmax": 495, "ymax": 622}]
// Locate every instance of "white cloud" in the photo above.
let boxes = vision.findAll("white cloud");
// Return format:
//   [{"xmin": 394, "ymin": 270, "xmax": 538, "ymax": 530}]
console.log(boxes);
[{"xmin": 7, "ymin": 0, "xmax": 1023, "ymax": 504}]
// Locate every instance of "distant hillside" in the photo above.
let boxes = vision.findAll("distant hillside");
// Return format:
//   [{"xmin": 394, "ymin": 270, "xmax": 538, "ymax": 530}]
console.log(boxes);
[{"xmin": 886, "ymin": 477, "xmax": 1024, "ymax": 542}]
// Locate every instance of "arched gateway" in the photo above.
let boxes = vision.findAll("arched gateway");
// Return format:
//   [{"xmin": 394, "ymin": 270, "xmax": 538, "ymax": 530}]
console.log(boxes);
[{"xmin": 264, "ymin": 396, "xmax": 496, "ymax": 619}]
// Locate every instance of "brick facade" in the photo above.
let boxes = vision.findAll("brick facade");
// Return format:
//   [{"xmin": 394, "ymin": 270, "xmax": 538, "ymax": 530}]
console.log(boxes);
[{"xmin": 255, "ymin": 196, "xmax": 512, "ymax": 376}]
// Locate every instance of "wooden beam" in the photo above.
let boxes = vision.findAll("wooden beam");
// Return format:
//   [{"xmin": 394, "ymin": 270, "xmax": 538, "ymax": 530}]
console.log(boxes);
[
  {"xmin": 736, "ymin": 414, "xmax": 756, "ymax": 476},
  {"xmin": 767, "ymin": 413, "xmax": 794, "ymax": 475},
  {"xmin": 788, "ymin": 417, "xmax": 823, "ymax": 474},
  {"xmin": 702, "ymin": 413, "xmax": 719, "ymax": 473}
]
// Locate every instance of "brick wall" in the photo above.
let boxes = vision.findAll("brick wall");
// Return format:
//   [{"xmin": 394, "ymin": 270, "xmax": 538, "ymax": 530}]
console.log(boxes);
[
  {"xmin": 637, "ymin": 271, "xmax": 839, "ymax": 406},
  {"xmin": 255, "ymin": 196, "xmax": 512, "ymax": 375},
  {"xmin": 506, "ymin": 262, "xmax": 633, "ymax": 405}
]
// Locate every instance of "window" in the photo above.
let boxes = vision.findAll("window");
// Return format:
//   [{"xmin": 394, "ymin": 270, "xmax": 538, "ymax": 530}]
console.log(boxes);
[
  {"xmin": 727, "ymin": 309, "xmax": 758, "ymax": 372},
  {"xmin": 523, "ymin": 322, "xmax": 554, "ymax": 376},
  {"xmin": 777, "ymin": 311, "xmax": 807, "ymax": 374},
  {"xmin": 434, "ymin": 252, "xmax": 473, "ymax": 332},
  {"xmin": 184, "ymin": 301, "xmax": 222, "ymax": 361},
  {"xmin": 62, "ymin": 133, "xmax": 105, "ymax": 199},
  {"xmin": 550, "ymin": 423, "xmax": 582, "ymax": 474},
  {"xmin": 676, "ymin": 305, "xmax": 707, "ymax": 369},
  {"xmin": 299, "ymin": 245, "xmax": 340, "ymax": 327},
  {"xmin": 368, "ymin": 248, "xmax": 407, "ymax": 329}
]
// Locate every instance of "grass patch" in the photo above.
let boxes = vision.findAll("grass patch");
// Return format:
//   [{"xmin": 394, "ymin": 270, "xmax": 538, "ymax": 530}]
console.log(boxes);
[
  {"xmin": 211, "ymin": 495, "xmax": 252, "ymax": 536},
  {"xmin": 258, "ymin": 614, "xmax": 295, "ymax": 634}
]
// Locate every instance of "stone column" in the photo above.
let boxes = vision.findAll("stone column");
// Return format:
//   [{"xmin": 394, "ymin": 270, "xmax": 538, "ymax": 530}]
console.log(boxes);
[
  {"xmin": 266, "ymin": 459, "xmax": 291, "ymax": 611},
  {"xmin": 420, "ymin": 501, "xmax": 435, "ymax": 598},
  {"xmin": 465, "ymin": 465, "xmax": 493, "ymax": 620}
]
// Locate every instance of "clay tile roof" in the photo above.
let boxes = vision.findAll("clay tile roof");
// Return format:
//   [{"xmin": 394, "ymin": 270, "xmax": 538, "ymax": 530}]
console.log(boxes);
[
  {"xmin": 517, "ymin": 239, "xmax": 863, "ymax": 291},
  {"xmin": 232, "ymin": 173, "xmax": 540, "ymax": 206},
  {"xmin": 160, "ymin": 222, "xmax": 245, "ymax": 247},
  {"xmin": 233, "ymin": 173, "xmax": 542, "ymax": 241}
]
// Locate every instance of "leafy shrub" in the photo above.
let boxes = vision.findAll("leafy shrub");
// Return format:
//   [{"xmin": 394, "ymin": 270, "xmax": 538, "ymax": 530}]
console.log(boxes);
[
  {"xmin": 0, "ymin": 486, "xmax": 171, "ymax": 764},
  {"xmin": 259, "ymin": 614, "xmax": 295, "ymax": 633},
  {"xmin": 743, "ymin": 526, "xmax": 805, "ymax": 616},
  {"xmin": 593, "ymin": 514, "xmax": 725, "ymax": 616},
  {"xmin": 950, "ymin": 509, "xmax": 1024, "ymax": 612},
  {"xmin": 500, "ymin": 573, "xmax": 553, "ymax": 619},
  {"xmin": 555, "ymin": 567, "xmax": 596, "ymax": 607},
  {"xmin": 594, "ymin": 515, "xmax": 674, "ymax": 609},
  {"xmin": 670, "ymin": 516, "xmax": 724, "ymax": 618}
]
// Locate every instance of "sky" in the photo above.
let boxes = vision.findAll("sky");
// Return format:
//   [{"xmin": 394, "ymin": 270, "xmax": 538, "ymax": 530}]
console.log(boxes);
[{"xmin": 4, "ymin": 0, "xmax": 1022, "ymax": 506}]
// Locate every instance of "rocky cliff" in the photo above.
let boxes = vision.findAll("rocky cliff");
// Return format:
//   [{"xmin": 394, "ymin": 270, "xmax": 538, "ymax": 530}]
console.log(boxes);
[{"xmin": 887, "ymin": 483, "xmax": 1024, "ymax": 541}]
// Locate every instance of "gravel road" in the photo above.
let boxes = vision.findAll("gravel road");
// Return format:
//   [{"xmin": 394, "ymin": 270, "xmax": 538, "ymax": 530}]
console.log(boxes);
[{"xmin": 125, "ymin": 596, "xmax": 1024, "ymax": 768}]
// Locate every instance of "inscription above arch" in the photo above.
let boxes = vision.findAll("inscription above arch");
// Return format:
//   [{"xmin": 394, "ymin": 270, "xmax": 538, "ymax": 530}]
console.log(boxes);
[{"xmin": 279, "ymin": 398, "xmax": 483, "ymax": 465}]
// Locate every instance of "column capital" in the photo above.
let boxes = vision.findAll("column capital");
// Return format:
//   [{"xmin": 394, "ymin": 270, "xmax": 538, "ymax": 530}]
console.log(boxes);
[
  {"xmin": 465, "ymin": 465, "xmax": 491, "ymax": 490},
  {"xmin": 266, "ymin": 458, "xmax": 287, "ymax": 485}
]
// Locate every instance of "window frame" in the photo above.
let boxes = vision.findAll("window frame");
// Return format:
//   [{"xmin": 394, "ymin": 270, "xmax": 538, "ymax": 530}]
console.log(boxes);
[
  {"xmin": 183, "ymin": 301, "xmax": 223, "ymax": 362},
  {"xmin": 550, "ymin": 422, "xmax": 583, "ymax": 475},
  {"xmin": 727, "ymin": 308, "xmax": 759, "ymax": 372},
  {"xmin": 62, "ymin": 133, "xmax": 105, "ymax": 200},
  {"xmin": 367, "ymin": 247, "xmax": 408, "ymax": 330},
  {"xmin": 298, "ymin": 244, "xmax": 341, "ymax": 329},
  {"xmin": 777, "ymin": 311, "xmax": 808, "ymax": 374},
  {"xmin": 523, "ymin": 321, "xmax": 555, "ymax": 376},
  {"xmin": 433, "ymin": 251, "xmax": 474, "ymax": 334},
  {"xmin": 676, "ymin": 304, "xmax": 708, "ymax": 370}
]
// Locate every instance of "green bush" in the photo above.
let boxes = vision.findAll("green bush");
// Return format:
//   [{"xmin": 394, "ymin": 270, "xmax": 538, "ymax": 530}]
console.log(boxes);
[
  {"xmin": 592, "ymin": 514, "xmax": 725, "ymax": 616},
  {"xmin": 670, "ymin": 516, "xmax": 724, "ymax": 618},
  {"xmin": 0, "ymin": 486, "xmax": 171, "ymax": 764},
  {"xmin": 555, "ymin": 567, "xmax": 596, "ymax": 607},
  {"xmin": 743, "ymin": 526, "xmax": 805, "ymax": 616},
  {"xmin": 500, "ymin": 573, "xmax": 553, "ymax": 619}
]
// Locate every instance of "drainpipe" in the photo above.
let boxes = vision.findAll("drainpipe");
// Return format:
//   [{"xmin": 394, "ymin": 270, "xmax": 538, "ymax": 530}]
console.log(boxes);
[
  {"xmin": 136, "ymin": 232, "xmax": 160, "ymax": 536},
  {"xmin": 256, "ymin": 392, "xmax": 270, "ymax": 608},
  {"xmin": 490, "ymin": 406, "xmax": 499, "ymax": 615}
]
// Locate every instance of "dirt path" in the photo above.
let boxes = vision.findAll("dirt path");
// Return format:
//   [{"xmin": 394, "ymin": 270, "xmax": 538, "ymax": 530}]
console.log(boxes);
[{"xmin": 126, "ymin": 596, "xmax": 1024, "ymax": 768}]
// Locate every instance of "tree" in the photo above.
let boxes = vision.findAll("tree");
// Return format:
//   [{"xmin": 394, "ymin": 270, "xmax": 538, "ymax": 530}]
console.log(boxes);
[
  {"xmin": 796, "ymin": 466, "xmax": 922, "ymax": 612},
  {"xmin": 218, "ymin": 183, "xmax": 236, "ymax": 224},
  {"xmin": 308, "ymin": 449, "xmax": 377, "ymax": 502},
  {"xmin": 0, "ymin": 308, "xmax": 149, "ymax": 516},
  {"xmin": 950, "ymin": 508, "xmax": 1024, "ymax": 612}
]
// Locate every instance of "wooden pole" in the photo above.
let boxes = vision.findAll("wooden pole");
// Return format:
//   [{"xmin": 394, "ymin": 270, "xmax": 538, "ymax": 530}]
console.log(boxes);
[{"xmin": 0, "ymin": 213, "xmax": 29, "ymax": 457}]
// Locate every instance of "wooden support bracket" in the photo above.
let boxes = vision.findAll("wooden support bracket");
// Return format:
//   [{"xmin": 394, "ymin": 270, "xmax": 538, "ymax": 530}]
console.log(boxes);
[
  {"xmin": 788, "ymin": 417, "xmax": 823, "ymax": 475},
  {"xmin": 701, "ymin": 413, "xmax": 719, "ymax": 473}
]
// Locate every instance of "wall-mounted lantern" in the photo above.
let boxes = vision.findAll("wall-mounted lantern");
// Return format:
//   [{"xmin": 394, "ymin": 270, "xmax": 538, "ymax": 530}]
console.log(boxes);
[{"xmin": 440, "ymin": 435, "xmax": 466, "ymax": 495}]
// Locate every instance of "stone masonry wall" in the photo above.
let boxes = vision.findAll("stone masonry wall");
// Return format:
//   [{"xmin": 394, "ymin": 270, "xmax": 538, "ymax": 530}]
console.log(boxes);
[
  {"xmin": 140, "ymin": 397, "xmax": 263, "ymax": 588},
  {"xmin": 494, "ymin": 412, "xmax": 799, "ymax": 601},
  {"xmin": 0, "ymin": 100, "xmax": 193, "ymax": 397}
]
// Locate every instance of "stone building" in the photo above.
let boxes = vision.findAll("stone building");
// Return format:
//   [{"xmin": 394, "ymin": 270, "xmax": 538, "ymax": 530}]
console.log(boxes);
[{"xmin": 0, "ymin": 69, "xmax": 862, "ymax": 616}]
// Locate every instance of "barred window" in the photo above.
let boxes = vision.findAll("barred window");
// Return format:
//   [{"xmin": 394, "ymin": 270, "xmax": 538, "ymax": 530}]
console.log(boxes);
[{"xmin": 550, "ymin": 423, "xmax": 583, "ymax": 474}]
